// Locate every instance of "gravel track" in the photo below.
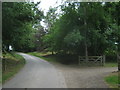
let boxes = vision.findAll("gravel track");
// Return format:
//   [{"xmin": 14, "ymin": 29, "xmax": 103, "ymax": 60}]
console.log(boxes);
[{"xmin": 51, "ymin": 62, "xmax": 118, "ymax": 88}]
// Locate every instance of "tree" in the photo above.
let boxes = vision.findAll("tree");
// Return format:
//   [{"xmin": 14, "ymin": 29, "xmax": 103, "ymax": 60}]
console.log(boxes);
[
  {"xmin": 42, "ymin": 2, "xmax": 119, "ymax": 63},
  {"xmin": 2, "ymin": 2, "xmax": 43, "ymax": 52},
  {"xmin": 34, "ymin": 25, "xmax": 46, "ymax": 51}
]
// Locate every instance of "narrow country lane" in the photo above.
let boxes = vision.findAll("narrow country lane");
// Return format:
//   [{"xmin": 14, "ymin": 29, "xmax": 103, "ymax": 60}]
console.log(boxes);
[{"xmin": 3, "ymin": 53, "xmax": 67, "ymax": 88}]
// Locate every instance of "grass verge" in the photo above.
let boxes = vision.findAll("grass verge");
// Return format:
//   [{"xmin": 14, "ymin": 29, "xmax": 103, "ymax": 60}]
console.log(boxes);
[
  {"xmin": 104, "ymin": 62, "xmax": 118, "ymax": 67},
  {"xmin": 2, "ymin": 52, "xmax": 25, "ymax": 83},
  {"xmin": 105, "ymin": 72, "xmax": 119, "ymax": 88},
  {"xmin": 28, "ymin": 52, "xmax": 118, "ymax": 67},
  {"xmin": 28, "ymin": 52, "xmax": 58, "ymax": 63},
  {"xmin": 28, "ymin": 52, "xmax": 78, "ymax": 64}
]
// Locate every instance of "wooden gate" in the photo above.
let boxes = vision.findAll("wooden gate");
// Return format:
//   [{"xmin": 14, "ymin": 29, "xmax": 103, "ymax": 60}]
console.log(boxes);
[{"xmin": 78, "ymin": 55, "xmax": 105, "ymax": 66}]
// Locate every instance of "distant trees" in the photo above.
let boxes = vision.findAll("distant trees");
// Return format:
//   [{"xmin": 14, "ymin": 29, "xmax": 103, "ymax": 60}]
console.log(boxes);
[
  {"xmin": 2, "ymin": 2, "xmax": 43, "ymax": 52},
  {"xmin": 2, "ymin": 2, "xmax": 119, "ymax": 59},
  {"xmin": 43, "ymin": 2, "xmax": 120, "ymax": 58},
  {"xmin": 34, "ymin": 25, "xmax": 46, "ymax": 51}
]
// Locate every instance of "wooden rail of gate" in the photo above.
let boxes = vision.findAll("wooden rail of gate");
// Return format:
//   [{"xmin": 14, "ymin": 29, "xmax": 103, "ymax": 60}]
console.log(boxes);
[{"xmin": 78, "ymin": 55, "xmax": 105, "ymax": 66}]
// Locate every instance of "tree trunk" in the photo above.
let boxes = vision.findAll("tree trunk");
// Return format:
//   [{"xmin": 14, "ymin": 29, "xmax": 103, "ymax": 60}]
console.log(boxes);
[
  {"xmin": 85, "ymin": 41, "xmax": 88, "ymax": 62},
  {"xmin": 6, "ymin": 44, "xmax": 9, "ymax": 51},
  {"xmin": 84, "ymin": 5, "xmax": 88, "ymax": 62},
  {"xmin": 52, "ymin": 51, "xmax": 54, "ymax": 55}
]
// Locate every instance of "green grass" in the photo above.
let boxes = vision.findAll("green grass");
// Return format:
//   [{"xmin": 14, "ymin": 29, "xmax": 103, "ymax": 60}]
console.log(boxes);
[
  {"xmin": 28, "ymin": 52, "xmax": 58, "ymax": 62},
  {"xmin": 28, "ymin": 52, "xmax": 118, "ymax": 67},
  {"xmin": 2, "ymin": 52, "xmax": 25, "ymax": 83},
  {"xmin": 104, "ymin": 62, "xmax": 118, "ymax": 67},
  {"xmin": 105, "ymin": 73, "xmax": 119, "ymax": 88},
  {"xmin": 28, "ymin": 52, "xmax": 76, "ymax": 65}
]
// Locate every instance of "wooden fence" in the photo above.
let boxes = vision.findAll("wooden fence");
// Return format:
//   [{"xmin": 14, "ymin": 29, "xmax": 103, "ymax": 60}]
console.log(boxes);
[{"xmin": 78, "ymin": 55, "xmax": 105, "ymax": 66}]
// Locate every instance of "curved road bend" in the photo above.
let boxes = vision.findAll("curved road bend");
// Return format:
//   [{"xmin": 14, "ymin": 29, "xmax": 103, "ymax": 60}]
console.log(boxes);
[{"xmin": 3, "ymin": 53, "xmax": 67, "ymax": 88}]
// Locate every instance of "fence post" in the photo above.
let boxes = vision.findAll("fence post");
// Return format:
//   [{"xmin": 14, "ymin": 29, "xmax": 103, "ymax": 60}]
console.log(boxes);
[
  {"xmin": 117, "ymin": 54, "xmax": 120, "ymax": 71},
  {"xmin": 3, "ymin": 56, "xmax": 6, "ymax": 72},
  {"xmin": 99, "ymin": 56, "xmax": 102, "ymax": 66},
  {"xmin": 103, "ymin": 55, "xmax": 105, "ymax": 66}
]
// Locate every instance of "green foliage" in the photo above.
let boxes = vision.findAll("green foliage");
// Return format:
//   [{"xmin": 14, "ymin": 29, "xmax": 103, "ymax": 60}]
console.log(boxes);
[
  {"xmin": 2, "ymin": 2, "xmax": 43, "ymax": 52},
  {"xmin": 3, "ymin": 2, "xmax": 119, "ymax": 59},
  {"xmin": 64, "ymin": 29, "xmax": 83, "ymax": 46},
  {"xmin": 42, "ymin": 2, "xmax": 119, "ymax": 58}
]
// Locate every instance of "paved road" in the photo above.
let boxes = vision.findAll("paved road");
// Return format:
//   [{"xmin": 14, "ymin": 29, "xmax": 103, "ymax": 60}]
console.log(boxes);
[
  {"xmin": 3, "ymin": 53, "xmax": 67, "ymax": 88},
  {"xmin": 3, "ymin": 53, "xmax": 118, "ymax": 88}
]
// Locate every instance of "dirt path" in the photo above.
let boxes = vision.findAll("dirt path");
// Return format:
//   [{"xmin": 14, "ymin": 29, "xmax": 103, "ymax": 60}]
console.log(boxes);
[{"xmin": 51, "ymin": 62, "xmax": 118, "ymax": 88}]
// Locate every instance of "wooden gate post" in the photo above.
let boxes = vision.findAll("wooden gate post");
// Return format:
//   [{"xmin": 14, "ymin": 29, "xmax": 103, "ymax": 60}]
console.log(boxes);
[
  {"xmin": 3, "ymin": 57, "xmax": 6, "ymax": 72},
  {"xmin": 102, "ymin": 55, "xmax": 105, "ymax": 66}
]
